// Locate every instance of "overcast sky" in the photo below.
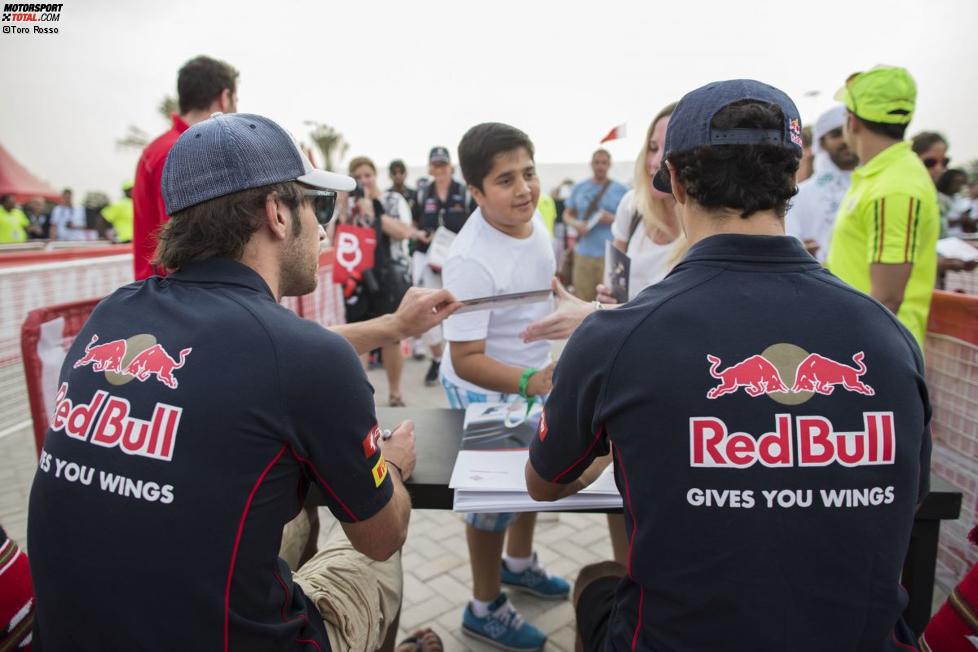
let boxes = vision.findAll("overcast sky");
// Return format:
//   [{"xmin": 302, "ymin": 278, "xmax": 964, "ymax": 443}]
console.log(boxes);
[{"xmin": 1, "ymin": 0, "xmax": 976, "ymax": 196}]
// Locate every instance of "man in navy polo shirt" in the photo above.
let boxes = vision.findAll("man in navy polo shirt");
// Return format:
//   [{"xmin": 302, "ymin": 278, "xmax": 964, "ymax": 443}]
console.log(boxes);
[
  {"xmin": 27, "ymin": 113, "xmax": 459, "ymax": 651},
  {"xmin": 526, "ymin": 81, "xmax": 930, "ymax": 651}
]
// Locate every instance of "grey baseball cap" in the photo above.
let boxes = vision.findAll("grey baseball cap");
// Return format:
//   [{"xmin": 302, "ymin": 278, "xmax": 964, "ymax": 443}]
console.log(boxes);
[{"xmin": 161, "ymin": 112, "xmax": 356, "ymax": 215}]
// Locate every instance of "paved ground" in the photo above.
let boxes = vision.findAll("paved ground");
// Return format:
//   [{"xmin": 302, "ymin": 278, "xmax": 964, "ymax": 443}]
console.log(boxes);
[{"xmin": 358, "ymin": 353, "xmax": 607, "ymax": 651}]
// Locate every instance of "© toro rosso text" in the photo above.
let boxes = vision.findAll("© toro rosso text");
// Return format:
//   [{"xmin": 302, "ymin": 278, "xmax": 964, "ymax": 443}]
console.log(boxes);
[
  {"xmin": 50, "ymin": 382, "xmax": 182, "ymax": 462},
  {"xmin": 690, "ymin": 412, "xmax": 895, "ymax": 468}
]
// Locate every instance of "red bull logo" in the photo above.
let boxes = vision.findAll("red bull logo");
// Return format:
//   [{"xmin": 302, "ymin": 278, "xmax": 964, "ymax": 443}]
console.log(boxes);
[
  {"xmin": 706, "ymin": 354, "xmax": 789, "ymax": 399},
  {"xmin": 706, "ymin": 349, "xmax": 873, "ymax": 400},
  {"xmin": 72, "ymin": 334, "xmax": 192, "ymax": 390},
  {"xmin": 690, "ymin": 412, "xmax": 895, "ymax": 469},
  {"xmin": 74, "ymin": 335, "xmax": 127, "ymax": 374},
  {"xmin": 791, "ymin": 351, "xmax": 874, "ymax": 396},
  {"xmin": 124, "ymin": 344, "xmax": 192, "ymax": 390},
  {"xmin": 51, "ymin": 382, "xmax": 182, "ymax": 462}
]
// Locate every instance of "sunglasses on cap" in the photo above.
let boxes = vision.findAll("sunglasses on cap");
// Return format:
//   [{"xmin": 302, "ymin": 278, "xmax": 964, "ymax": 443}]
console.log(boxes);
[
  {"xmin": 302, "ymin": 189, "xmax": 337, "ymax": 226},
  {"xmin": 922, "ymin": 157, "xmax": 950, "ymax": 169}
]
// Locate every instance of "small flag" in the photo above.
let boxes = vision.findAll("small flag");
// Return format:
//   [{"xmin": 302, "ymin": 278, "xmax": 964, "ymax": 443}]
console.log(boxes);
[{"xmin": 600, "ymin": 123, "xmax": 627, "ymax": 143}]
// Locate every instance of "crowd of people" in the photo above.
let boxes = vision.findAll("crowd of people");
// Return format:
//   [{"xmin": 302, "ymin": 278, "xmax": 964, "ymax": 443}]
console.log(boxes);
[
  {"xmin": 0, "ymin": 185, "xmax": 134, "ymax": 244},
  {"xmin": 6, "ymin": 52, "xmax": 978, "ymax": 652}
]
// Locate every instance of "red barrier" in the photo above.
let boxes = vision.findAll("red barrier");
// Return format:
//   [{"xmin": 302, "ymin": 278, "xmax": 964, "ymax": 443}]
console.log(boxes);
[
  {"xmin": 20, "ymin": 248, "xmax": 344, "ymax": 455},
  {"xmin": 925, "ymin": 290, "xmax": 978, "ymax": 590}
]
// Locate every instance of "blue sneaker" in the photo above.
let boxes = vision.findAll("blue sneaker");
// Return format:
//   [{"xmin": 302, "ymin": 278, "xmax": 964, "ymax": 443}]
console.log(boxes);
[
  {"xmin": 462, "ymin": 593, "xmax": 546, "ymax": 651},
  {"xmin": 501, "ymin": 553, "xmax": 570, "ymax": 599}
]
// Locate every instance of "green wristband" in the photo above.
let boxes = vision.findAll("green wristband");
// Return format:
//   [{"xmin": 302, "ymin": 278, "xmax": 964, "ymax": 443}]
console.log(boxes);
[{"xmin": 518, "ymin": 367, "xmax": 538, "ymax": 399}]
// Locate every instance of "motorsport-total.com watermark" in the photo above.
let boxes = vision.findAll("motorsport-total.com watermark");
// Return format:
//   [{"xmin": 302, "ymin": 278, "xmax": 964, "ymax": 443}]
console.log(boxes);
[{"xmin": 2, "ymin": 3, "xmax": 62, "ymax": 35}]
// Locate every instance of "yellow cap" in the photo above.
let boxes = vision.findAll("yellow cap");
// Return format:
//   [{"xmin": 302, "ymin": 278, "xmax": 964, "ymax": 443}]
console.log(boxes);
[{"xmin": 834, "ymin": 65, "xmax": 916, "ymax": 125}]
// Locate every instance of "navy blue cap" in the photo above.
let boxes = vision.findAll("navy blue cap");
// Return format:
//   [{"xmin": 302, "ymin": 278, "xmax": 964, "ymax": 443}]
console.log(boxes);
[
  {"xmin": 652, "ymin": 80, "xmax": 803, "ymax": 193},
  {"xmin": 428, "ymin": 146, "xmax": 451, "ymax": 164},
  {"xmin": 162, "ymin": 113, "xmax": 355, "ymax": 215}
]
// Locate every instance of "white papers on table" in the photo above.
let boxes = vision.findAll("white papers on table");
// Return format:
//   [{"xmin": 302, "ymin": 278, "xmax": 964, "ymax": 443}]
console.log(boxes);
[
  {"xmin": 936, "ymin": 237, "xmax": 978, "ymax": 262},
  {"xmin": 450, "ymin": 449, "xmax": 622, "ymax": 513}
]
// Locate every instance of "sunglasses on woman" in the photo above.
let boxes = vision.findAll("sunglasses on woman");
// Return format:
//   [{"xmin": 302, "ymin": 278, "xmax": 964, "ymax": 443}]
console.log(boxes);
[
  {"xmin": 302, "ymin": 190, "xmax": 337, "ymax": 226},
  {"xmin": 922, "ymin": 157, "xmax": 950, "ymax": 169}
]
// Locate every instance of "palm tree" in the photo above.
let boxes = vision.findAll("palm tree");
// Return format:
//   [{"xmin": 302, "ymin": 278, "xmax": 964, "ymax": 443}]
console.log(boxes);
[
  {"xmin": 115, "ymin": 95, "xmax": 178, "ymax": 150},
  {"xmin": 305, "ymin": 121, "xmax": 348, "ymax": 171}
]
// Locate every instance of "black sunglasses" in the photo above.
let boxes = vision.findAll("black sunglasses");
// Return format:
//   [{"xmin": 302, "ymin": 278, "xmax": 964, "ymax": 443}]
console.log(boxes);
[
  {"xmin": 302, "ymin": 189, "xmax": 337, "ymax": 226},
  {"xmin": 922, "ymin": 157, "xmax": 950, "ymax": 169}
]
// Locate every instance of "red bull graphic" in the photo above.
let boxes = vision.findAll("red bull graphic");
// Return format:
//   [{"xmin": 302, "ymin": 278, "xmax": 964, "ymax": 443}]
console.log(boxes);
[
  {"xmin": 73, "ymin": 335, "xmax": 127, "ymax": 374},
  {"xmin": 50, "ymin": 383, "xmax": 182, "ymax": 462},
  {"xmin": 690, "ymin": 412, "xmax": 895, "ymax": 468},
  {"xmin": 706, "ymin": 354, "xmax": 789, "ymax": 399},
  {"xmin": 791, "ymin": 351, "xmax": 874, "ymax": 396},
  {"xmin": 124, "ymin": 344, "xmax": 192, "ymax": 390},
  {"xmin": 73, "ymin": 334, "xmax": 192, "ymax": 390}
]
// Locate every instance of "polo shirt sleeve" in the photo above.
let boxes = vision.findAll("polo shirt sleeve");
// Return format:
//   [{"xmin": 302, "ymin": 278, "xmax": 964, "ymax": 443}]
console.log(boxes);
[
  {"xmin": 283, "ymin": 331, "xmax": 393, "ymax": 522},
  {"xmin": 442, "ymin": 257, "xmax": 494, "ymax": 342},
  {"xmin": 863, "ymin": 193, "xmax": 927, "ymax": 265},
  {"xmin": 529, "ymin": 313, "xmax": 612, "ymax": 483}
]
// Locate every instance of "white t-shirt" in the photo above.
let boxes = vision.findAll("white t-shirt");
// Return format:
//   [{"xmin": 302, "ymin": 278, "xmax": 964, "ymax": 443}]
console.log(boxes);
[
  {"xmin": 379, "ymin": 190, "xmax": 412, "ymax": 259},
  {"xmin": 785, "ymin": 153, "xmax": 852, "ymax": 263},
  {"xmin": 49, "ymin": 205, "xmax": 87, "ymax": 240},
  {"xmin": 610, "ymin": 189, "xmax": 679, "ymax": 299},
  {"xmin": 441, "ymin": 208, "xmax": 555, "ymax": 394}
]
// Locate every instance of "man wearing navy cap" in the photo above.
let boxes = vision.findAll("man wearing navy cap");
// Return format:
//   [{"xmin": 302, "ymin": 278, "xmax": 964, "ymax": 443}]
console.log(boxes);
[
  {"xmin": 526, "ymin": 80, "xmax": 930, "ymax": 651},
  {"xmin": 27, "ymin": 113, "xmax": 459, "ymax": 651}
]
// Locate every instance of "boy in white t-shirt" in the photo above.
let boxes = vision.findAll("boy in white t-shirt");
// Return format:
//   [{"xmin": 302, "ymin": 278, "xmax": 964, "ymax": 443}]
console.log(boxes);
[{"xmin": 441, "ymin": 123, "xmax": 568, "ymax": 652}]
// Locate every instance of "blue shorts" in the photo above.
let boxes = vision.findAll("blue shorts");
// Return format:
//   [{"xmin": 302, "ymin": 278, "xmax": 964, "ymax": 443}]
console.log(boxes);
[{"xmin": 442, "ymin": 376, "xmax": 518, "ymax": 533}]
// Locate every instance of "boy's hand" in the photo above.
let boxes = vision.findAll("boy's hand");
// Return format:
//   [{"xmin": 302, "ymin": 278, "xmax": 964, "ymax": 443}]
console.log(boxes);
[
  {"xmin": 521, "ymin": 278, "xmax": 591, "ymax": 343},
  {"xmin": 526, "ymin": 360, "xmax": 556, "ymax": 396}
]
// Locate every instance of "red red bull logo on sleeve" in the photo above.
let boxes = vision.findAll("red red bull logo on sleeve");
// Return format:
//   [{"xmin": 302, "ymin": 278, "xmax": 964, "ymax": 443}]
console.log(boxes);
[
  {"xmin": 50, "ymin": 382, "xmax": 182, "ymax": 462},
  {"xmin": 72, "ymin": 334, "xmax": 192, "ymax": 390},
  {"xmin": 690, "ymin": 412, "xmax": 895, "ymax": 468},
  {"xmin": 705, "ymin": 347, "xmax": 873, "ymax": 403}
]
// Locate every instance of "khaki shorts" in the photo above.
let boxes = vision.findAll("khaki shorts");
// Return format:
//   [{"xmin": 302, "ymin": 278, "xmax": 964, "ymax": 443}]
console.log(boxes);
[
  {"xmin": 282, "ymin": 510, "xmax": 402, "ymax": 652},
  {"xmin": 572, "ymin": 253, "xmax": 604, "ymax": 302}
]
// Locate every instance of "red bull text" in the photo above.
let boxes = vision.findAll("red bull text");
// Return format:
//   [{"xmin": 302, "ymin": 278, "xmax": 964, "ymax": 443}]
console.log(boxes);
[
  {"xmin": 51, "ymin": 383, "xmax": 182, "ymax": 462},
  {"xmin": 690, "ymin": 412, "xmax": 895, "ymax": 468}
]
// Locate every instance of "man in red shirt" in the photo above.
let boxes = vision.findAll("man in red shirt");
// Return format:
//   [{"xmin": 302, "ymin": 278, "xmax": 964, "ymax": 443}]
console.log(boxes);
[{"xmin": 132, "ymin": 55, "xmax": 239, "ymax": 279}]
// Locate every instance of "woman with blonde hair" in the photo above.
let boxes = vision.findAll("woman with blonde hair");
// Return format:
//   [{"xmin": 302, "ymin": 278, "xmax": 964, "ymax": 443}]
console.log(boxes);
[{"xmin": 607, "ymin": 102, "xmax": 685, "ymax": 299}]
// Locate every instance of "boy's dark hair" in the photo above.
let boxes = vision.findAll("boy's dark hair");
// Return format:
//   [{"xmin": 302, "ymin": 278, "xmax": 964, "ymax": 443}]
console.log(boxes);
[
  {"xmin": 856, "ymin": 115, "xmax": 909, "ymax": 141},
  {"xmin": 458, "ymin": 123, "xmax": 535, "ymax": 192},
  {"xmin": 389, "ymin": 159, "xmax": 406, "ymax": 175},
  {"xmin": 177, "ymin": 56, "xmax": 239, "ymax": 114},
  {"xmin": 911, "ymin": 130, "xmax": 947, "ymax": 155},
  {"xmin": 154, "ymin": 181, "xmax": 303, "ymax": 271},
  {"xmin": 662, "ymin": 100, "xmax": 800, "ymax": 218}
]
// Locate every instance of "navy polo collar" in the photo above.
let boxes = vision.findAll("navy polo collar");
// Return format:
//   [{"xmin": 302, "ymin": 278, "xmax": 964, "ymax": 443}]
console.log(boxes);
[
  {"xmin": 168, "ymin": 257, "xmax": 275, "ymax": 298},
  {"xmin": 680, "ymin": 233, "xmax": 819, "ymax": 266}
]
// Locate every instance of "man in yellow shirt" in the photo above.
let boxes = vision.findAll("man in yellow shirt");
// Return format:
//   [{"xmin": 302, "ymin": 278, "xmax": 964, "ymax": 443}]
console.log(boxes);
[
  {"xmin": 0, "ymin": 195, "xmax": 29, "ymax": 243},
  {"xmin": 826, "ymin": 66, "xmax": 939, "ymax": 350},
  {"xmin": 100, "ymin": 181, "xmax": 134, "ymax": 243}
]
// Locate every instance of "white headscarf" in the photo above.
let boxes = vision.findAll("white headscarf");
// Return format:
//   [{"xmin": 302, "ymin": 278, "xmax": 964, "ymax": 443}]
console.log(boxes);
[{"xmin": 812, "ymin": 105, "xmax": 847, "ymax": 155}]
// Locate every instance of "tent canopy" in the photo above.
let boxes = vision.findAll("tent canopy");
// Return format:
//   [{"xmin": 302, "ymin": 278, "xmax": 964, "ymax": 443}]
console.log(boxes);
[{"xmin": 0, "ymin": 142, "xmax": 61, "ymax": 203}]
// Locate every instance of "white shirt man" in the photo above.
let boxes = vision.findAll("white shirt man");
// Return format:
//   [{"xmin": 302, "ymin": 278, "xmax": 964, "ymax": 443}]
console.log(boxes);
[
  {"xmin": 49, "ymin": 190, "xmax": 88, "ymax": 241},
  {"xmin": 785, "ymin": 106, "xmax": 858, "ymax": 263}
]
